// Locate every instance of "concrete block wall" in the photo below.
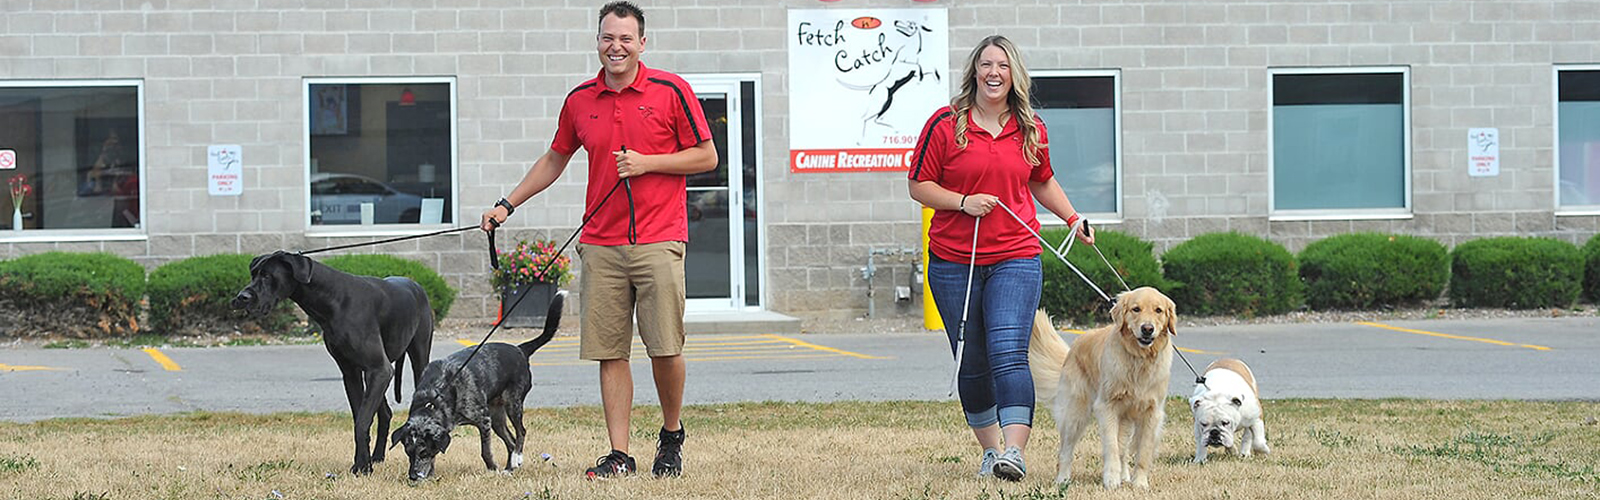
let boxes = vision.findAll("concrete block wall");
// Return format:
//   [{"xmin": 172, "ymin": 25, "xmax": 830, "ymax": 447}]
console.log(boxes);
[{"xmin": 3, "ymin": 0, "xmax": 1598, "ymax": 324}]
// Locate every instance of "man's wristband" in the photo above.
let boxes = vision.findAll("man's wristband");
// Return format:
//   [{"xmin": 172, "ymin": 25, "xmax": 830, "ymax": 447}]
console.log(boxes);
[
  {"xmin": 959, "ymin": 194, "xmax": 968, "ymax": 211},
  {"xmin": 495, "ymin": 198, "xmax": 516, "ymax": 216}
]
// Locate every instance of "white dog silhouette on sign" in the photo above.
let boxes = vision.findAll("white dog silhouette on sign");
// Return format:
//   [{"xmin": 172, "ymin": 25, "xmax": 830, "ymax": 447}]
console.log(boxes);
[{"xmin": 838, "ymin": 20, "xmax": 942, "ymax": 145}]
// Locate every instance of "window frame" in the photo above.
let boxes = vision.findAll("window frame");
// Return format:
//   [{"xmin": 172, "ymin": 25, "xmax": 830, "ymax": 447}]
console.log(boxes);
[
  {"xmin": 1030, "ymin": 68, "xmax": 1123, "ymax": 225},
  {"xmin": 1267, "ymin": 66, "xmax": 1412, "ymax": 221},
  {"xmin": 0, "ymin": 79, "xmax": 147, "ymax": 243},
  {"xmin": 1554, "ymin": 64, "xmax": 1600, "ymax": 216},
  {"xmin": 302, "ymin": 76, "xmax": 459, "ymax": 236}
]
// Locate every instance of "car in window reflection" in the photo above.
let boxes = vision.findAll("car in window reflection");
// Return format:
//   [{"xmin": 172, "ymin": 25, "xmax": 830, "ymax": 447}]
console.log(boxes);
[{"xmin": 309, "ymin": 173, "xmax": 423, "ymax": 224}]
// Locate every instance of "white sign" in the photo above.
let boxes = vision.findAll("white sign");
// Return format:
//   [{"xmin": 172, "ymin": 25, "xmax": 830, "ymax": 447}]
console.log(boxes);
[
  {"xmin": 0, "ymin": 149, "xmax": 15, "ymax": 170},
  {"xmin": 788, "ymin": 8, "xmax": 948, "ymax": 173},
  {"xmin": 1468, "ymin": 128, "xmax": 1499, "ymax": 177},
  {"xmin": 207, "ymin": 145, "xmax": 243, "ymax": 195}
]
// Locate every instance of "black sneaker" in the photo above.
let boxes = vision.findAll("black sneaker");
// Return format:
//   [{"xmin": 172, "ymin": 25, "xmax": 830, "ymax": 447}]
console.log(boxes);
[
  {"xmin": 651, "ymin": 426, "xmax": 685, "ymax": 477},
  {"xmin": 585, "ymin": 450, "xmax": 636, "ymax": 480}
]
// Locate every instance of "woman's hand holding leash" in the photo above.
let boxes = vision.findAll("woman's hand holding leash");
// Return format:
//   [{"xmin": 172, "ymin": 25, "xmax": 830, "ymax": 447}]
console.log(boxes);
[{"xmin": 960, "ymin": 193, "xmax": 1000, "ymax": 217}]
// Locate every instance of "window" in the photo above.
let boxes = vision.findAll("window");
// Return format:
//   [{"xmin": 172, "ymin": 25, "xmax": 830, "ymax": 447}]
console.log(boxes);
[
  {"xmin": 0, "ymin": 81, "xmax": 144, "ymax": 235},
  {"xmin": 305, "ymin": 78, "xmax": 455, "ymax": 229},
  {"xmin": 1032, "ymin": 70, "xmax": 1120, "ymax": 219},
  {"xmin": 1557, "ymin": 66, "xmax": 1600, "ymax": 212},
  {"xmin": 1270, "ymin": 68, "xmax": 1410, "ymax": 218}
]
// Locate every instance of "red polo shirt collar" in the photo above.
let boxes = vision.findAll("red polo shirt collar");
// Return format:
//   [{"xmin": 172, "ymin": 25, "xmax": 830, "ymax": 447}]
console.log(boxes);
[{"xmin": 597, "ymin": 62, "xmax": 652, "ymax": 94}]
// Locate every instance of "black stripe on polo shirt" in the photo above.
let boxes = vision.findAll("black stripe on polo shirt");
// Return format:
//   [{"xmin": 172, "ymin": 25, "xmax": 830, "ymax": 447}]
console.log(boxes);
[
  {"xmin": 909, "ymin": 110, "xmax": 953, "ymax": 181},
  {"xmin": 566, "ymin": 81, "xmax": 598, "ymax": 98},
  {"xmin": 647, "ymin": 77, "xmax": 705, "ymax": 144}
]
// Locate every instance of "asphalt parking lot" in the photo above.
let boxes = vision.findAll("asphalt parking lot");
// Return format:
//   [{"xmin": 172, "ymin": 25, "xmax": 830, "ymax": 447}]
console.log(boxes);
[{"xmin": 2, "ymin": 316, "xmax": 1596, "ymax": 422}]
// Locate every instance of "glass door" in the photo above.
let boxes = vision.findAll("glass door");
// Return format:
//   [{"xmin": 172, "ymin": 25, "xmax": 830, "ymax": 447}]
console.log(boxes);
[{"xmin": 683, "ymin": 76, "xmax": 761, "ymax": 311}]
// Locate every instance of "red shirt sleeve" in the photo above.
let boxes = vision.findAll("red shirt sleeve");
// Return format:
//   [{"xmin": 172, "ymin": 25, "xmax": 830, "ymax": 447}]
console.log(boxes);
[
  {"xmin": 1029, "ymin": 118, "xmax": 1054, "ymax": 183},
  {"xmin": 672, "ymin": 77, "xmax": 714, "ymax": 149},
  {"xmin": 909, "ymin": 109, "xmax": 954, "ymax": 183},
  {"xmin": 550, "ymin": 93, "xmax": 580, "ymax": 156}
]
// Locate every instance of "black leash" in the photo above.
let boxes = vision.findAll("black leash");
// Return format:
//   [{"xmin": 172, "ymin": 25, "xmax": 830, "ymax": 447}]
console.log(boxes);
[{"xmin": 450, "ymin": 174, "xmax": 635, "ymax": 381}]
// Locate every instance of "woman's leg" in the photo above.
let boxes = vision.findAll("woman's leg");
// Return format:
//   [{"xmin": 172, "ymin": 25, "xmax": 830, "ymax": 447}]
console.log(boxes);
[
  {"xmin": 981, "ymin": 256, "xmax": 1044, "ymax": 450},
  {"xmin": 927, "ymin": 256, "xmax": 1001, "ymax": 446}
]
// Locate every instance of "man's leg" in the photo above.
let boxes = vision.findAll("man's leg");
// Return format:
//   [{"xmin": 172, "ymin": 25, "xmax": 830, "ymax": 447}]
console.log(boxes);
[
  {"xmin": 651, "ymin": 354, "xmax": 685, "ymax": 431},
  {"xmin": 601, "ymin": 358, "xmax": 634, "ymax": 453}
]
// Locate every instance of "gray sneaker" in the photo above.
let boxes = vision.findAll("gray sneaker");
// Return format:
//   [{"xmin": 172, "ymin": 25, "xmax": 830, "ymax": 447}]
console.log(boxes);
[
  {"xmin": 976, "ymin": 448, "xmax": 1000, "ymax": 478},
  {"xmin": 993, "ymin": 446, "xmax": 1026, "ymax": 482}
]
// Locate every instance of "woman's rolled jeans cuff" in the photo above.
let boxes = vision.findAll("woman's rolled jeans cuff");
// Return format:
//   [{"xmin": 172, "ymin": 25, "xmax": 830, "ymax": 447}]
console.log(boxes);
[{"xmin": 927, "ymin": 254, "xmax": 1041, "ymax": 429}]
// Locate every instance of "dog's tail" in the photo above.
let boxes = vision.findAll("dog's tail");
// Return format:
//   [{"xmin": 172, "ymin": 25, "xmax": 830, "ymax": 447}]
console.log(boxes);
[
  {"xmin": 1027, "ymin": 309, "xmax": 1071, "ymax": 404},
  {"xmin": 519, "ymin": 291, "xmax": 567, "ymax": 357}
]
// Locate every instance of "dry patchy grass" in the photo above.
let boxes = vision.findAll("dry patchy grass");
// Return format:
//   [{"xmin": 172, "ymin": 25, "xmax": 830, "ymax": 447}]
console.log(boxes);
[{"xmin": 0, "ymin": 399, "xmax": 1597, "ymax": 499}]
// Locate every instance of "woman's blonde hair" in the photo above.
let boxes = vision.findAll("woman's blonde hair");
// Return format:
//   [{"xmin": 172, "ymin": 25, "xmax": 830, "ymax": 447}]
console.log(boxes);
[{"xmin": 951, "ymin": 35, "xmax": 1045, "ymax": 166}]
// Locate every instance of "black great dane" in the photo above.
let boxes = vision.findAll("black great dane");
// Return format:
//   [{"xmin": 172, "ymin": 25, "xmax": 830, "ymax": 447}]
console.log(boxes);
[{"xmin": 232, "ymin": 251, "xmax": 433, "ymax": 475}]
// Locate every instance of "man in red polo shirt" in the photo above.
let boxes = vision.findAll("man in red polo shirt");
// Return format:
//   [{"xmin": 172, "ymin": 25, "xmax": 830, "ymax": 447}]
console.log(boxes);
[{"xmin": 481, "ymin": 0, "xmax": 716, "ymax": 480}]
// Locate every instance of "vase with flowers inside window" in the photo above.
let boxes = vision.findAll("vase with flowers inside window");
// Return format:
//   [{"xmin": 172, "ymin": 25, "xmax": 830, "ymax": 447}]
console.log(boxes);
[{"xmin": 492, "ymin": 239, "xmax": 573, "ymax": 327}]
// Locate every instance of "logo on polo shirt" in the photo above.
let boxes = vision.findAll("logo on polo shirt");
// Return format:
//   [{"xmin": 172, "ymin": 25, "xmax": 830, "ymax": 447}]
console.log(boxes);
[{"xmin": 638, "ymin": 105, "xmax": 655, "ymax": 120}]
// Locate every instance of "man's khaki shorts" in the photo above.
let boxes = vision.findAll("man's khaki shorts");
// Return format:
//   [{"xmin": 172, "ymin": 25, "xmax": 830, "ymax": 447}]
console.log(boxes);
[{"xmin": 576, "ymin": 241, "xmax": 687, "ymax": 360}]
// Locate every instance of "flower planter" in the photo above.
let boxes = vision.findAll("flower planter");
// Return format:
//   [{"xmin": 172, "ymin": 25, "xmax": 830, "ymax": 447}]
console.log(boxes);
[{"xmin": 499, "ymin": 282, "xmax": 559, "ymax": 327}]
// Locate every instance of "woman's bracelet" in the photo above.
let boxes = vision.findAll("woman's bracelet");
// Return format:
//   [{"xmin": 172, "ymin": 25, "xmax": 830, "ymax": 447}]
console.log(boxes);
[
  {"xmin": 959, "ymin": 194, "xmax": 968, "ymax": 211},
  {"xmin": 1065, "ymin": 213, "xmax": 1081, "ymax": 227}
]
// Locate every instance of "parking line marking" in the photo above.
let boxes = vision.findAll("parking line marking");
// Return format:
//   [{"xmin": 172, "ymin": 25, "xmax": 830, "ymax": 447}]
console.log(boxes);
[
  {"xmin": 0, "ymin": 363, "xmax": 65, "ymax": 372},
  {"xmin": 1060, "ymin": 329, "xmax": 1221, "ymax": 355},
  {"xmin": 758, "ymin": 334, "xmax": 890, "ymax": 360},
  {"xmin": 1356, "ymin": 321, "xmax": 1551, "ymax": 351},
  {"xmin": 142, "ymin": 348, "xmax": 183, "ymax": 371}
]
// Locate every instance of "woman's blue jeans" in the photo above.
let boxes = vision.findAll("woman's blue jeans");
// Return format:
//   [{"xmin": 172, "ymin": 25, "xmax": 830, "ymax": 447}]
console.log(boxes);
[{"xmin": 927, "ymin": 254, "xmax": 1041, "ymax": 429}]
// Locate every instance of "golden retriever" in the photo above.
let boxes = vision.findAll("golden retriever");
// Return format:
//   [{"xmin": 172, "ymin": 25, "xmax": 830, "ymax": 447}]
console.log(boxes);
[{"xmin": 1028, "ymin": 287, "xmax": 1176, "ymax": 488}]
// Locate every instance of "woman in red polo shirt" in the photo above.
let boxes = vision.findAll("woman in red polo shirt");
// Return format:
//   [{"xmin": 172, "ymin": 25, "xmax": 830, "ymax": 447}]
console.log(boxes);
[{"xmin": 908, "ymin": 35, "xmax": 1095, "ymax": 482}]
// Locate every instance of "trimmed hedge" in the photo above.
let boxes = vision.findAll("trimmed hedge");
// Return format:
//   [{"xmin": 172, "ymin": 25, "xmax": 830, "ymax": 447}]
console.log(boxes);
[
  {"xmin": 1298, "ymin": 233, "xmax": 1449, "ymax": 310},
  {"xmin": 1584, "ymin": 233, "xmax": 1600, "ymax": 304},
  {"xmin": 1162, "ymin": 232, "xmax": 1303, "ymax": 317},
  {"xmin": 147, "ymin": 254, "xmax": 301, "ymax": 336},
  {"xmin": 1450, "ymin": 236, "xmax": 1582, "ymax": 309},
  {"xmin": 0, "ymin": 252, "xmax": 146, "ymax": 337},
  {"xmin": 323, "ymin": 254, "xmax": 456, "ymax": 323},
  {"xmin": 1039, "ymin": 228, "xmax": 1168, "ymax": 326}
]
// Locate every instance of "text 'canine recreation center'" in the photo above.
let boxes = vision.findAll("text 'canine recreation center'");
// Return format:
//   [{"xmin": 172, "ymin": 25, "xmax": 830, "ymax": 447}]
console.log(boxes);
[{"xmin": 2, "ymin": 1, "xmax": 1598, "ymax": 327}]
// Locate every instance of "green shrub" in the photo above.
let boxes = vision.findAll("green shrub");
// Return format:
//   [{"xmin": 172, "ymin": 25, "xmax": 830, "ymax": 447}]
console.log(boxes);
[
  {"xmin": 1449, "ymin": 237, "xmax": 1581, "ymax": 309},
  {"xmin": 1584, "ymin": 234, "xmax": 1600, "ymax": 304},
  {"xmin": 147, "ymin": 254, "xmax": 301, "ymax": 336},
  {"xmin": 1039, "ymin": 228, "xmax": 1168, "ymax": 326},
  {"xmin": 1298, "ymin": 233, "xmax": 1449, "ymax": 310},
  {"xmin": 0, "ymin": 252, "xmax": 146, "ymax": 337},
  {"xmin": 1162, "ymin": 232, "xmax": 1303, "ymax": 317},
  {"xmin": 323, "ymin": 254, "xmax": 456, "ymax": 323}
]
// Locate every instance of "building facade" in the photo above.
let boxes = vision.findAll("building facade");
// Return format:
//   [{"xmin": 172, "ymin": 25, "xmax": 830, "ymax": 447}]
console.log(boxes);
[{"xmin": 2, "ymin": 0, "xmax": 1598, "ymax": 324}]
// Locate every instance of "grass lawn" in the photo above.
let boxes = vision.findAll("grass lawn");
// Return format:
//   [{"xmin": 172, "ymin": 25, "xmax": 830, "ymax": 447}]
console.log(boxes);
[{"xmin": 1, "ymin": 399, "xmax": 1596, "ymax": 499}]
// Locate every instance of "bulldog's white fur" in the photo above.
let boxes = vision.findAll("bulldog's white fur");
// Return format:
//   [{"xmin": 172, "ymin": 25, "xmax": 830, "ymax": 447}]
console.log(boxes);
[{"xmin": 1189, "ymin": 358, "xmax": 1269, "ymax": 463}]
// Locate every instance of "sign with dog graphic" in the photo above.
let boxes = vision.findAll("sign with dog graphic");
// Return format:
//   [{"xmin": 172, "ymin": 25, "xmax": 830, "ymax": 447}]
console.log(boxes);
[
  {"xmin": 788, "ymin": 8, "xmax": 948, "ymax": 173},
  {"xmin": 207, "ymin": 144, "xmax": 243, "ymax": 196},
  {"xmin": 1468, "ymin": 128, "xmax": 1499, "ymax": 177}
]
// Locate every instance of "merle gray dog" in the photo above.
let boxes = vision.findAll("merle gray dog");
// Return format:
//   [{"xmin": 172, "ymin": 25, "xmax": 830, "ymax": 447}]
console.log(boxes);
[
  {"xmin": 231, "ymin": 250, "xmax": 433, "ymax": 476},
  {"xmin": 390, "ymin": 291, "xmax": 565, "ymax": 481}
]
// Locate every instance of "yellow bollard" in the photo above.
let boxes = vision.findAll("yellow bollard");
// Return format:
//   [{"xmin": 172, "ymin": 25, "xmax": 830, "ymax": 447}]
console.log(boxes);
[{"xmin": 922, "ymin": 206, "xmax": 944, "ymax": 330}]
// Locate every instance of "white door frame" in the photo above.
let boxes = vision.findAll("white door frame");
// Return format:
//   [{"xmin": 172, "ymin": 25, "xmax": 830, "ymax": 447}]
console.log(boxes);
[{"xmin": 682, "ymin": 74, "xmax": 760, "ymax": 312}]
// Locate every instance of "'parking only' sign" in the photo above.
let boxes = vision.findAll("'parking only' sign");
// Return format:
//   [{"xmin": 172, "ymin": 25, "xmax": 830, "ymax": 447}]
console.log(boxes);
[
  {"xmin": 0, "ymin": 149, "xmax": 15, "ymax": 170},
  {"xmin": 207, "ymin": 145, "xmax": 243, "ymax": 195}
]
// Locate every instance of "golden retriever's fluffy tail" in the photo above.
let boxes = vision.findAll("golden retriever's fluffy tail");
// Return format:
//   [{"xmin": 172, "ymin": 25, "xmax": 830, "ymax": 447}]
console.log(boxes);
[{"xmin": 1028, "ymin": 309, "xmax": 1071, "ymax": 403}]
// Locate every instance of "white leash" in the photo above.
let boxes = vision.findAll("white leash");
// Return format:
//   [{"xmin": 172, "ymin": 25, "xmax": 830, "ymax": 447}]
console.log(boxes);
[
  {"xmin": 949, "ymin": 216, "xmax": 980, "ymax": 396},
  {"xmin": 993, "ymin": 202, "xmax": 1116, "ymax": 302}
]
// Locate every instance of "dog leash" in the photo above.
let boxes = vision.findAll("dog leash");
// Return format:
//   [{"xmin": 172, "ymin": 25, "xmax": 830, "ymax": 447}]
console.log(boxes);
[
  {"xmin": 948, "ymin": 215, "xmax": 980, "ymax": 397},
  {"xmin": 452, "ymin": 172, "xmax": 637, "ymax": 381},
  {"xmin": 993, "ymin": 202, "xmax": 1206, "ymax": 385}
]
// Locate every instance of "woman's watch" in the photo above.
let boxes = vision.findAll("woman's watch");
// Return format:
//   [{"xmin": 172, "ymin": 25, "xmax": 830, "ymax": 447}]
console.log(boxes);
[{"xmin": 495, "ymin": 198, "xmax": 516, "ymax": 216}]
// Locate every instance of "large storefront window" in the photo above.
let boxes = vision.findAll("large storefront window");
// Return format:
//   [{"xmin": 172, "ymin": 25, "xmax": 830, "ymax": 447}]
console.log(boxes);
[
  {"xmin": 1557, "ymin": 67, "xmax": 1600, "ymax": 210},
  {"xmin": 306, "ymin": 78, "xmax": 455, "ymax": 228},
  {"xmin": 0, "ymin": 81, "xmax": 143, "ymax": 232},
  {"xmin": 1033, "ymin": 71, "xmax": 1120, "ymax": 219},
  {"xmin": 1270, "ymin": 68, "xmax": 1410, "ymax": 217}
]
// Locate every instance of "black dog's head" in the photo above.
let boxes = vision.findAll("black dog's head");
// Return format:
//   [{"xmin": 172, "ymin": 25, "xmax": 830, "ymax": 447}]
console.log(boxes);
[
  {"xmin": 231, "ymin": 251, "xmax": 313, "ymax": 317},
  {"xmin": 391, "ymin": 391, "xmax": 452, "ymax": 481}
]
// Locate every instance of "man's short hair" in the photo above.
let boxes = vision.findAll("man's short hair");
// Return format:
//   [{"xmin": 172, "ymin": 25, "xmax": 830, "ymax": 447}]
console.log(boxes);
[{"xmin": 598, "ymin": 1, "xmax": 645, "ymax": 36}]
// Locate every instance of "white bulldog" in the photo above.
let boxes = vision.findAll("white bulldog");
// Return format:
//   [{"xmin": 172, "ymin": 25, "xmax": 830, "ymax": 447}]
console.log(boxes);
[{"xmin": 1190, "ymin": 358, "xmax": 1269, "ymax": 463}]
